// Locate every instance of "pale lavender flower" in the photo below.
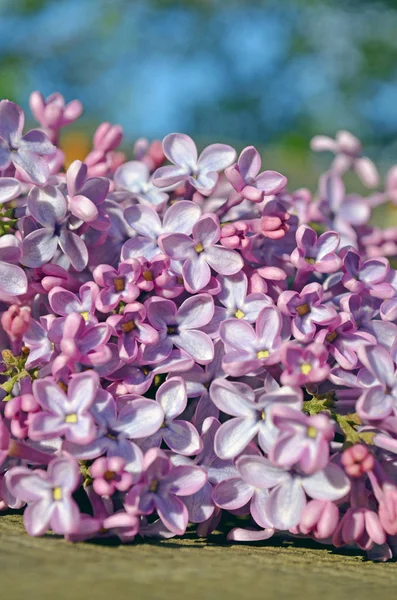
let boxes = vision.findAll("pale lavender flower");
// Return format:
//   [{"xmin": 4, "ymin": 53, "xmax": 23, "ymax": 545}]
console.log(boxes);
[
  {"xmin": 6, "ymin": 456, "xmax": 81, "ymax": 536},
  {"xmin": 0, "ymin": 176, "xmax": 21, "ymax": 205},
  {"xmin": 0, "ymin": 100, "xmax": 55, "ymax": 185},
  {"xmin": 153, "ymin": 133, "xmax": 236, "ymax": 195},
  {"xmin": 122, "ymin": 201, "xmax": 201, "ymax": 260},
  {"xmin": 159, "ymin": 214, "xmax": 243, "ymax": 292},
  {"xmin": 23, "ymin": 315, "xmax": 55, "ymax": 369},
  {"xmin": 220, "ymin": 306, "xmax": 284, "ymax": 376},
  {"xmin": 124, "ymin": 448, "xmax": 207, "ymax": 534},
  {"xmin": 29, "ymin": 371, "xmax": 99, "ymax": 444},
  {"xmin": 224, "ymin": 145, "xmax": 287, "ymax": 202},
  {"xmin": 21, "ymin": 185, "xmax": 88, "ymax": 271},
  {"xmin": 138, "ymin": 377, "xmax": 202, "ymax": 456},
  {"xmin": 49, "ymin": 282, "xmax": 99, "ymax": 323},
  {"xmin": 143, "ymin": 294, "xmax": 214, "ymax": 365},
  {"xmin": 211, "ymin": 379, "xmax": 302, "ymax": 459},
  {"xmin": 0, "ymin": 234, "xmax": 27, "ymax": 296},
  {"xmin": 114, "ymin": 160, "xmax": 168, "ymax": 207}
]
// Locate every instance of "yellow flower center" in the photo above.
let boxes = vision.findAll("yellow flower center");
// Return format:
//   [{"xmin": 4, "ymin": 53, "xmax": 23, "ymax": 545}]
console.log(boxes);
[
  {"xmin": 143, "ymin": 270, "xmax": 153, "ymax": 282},
  {"xmin": 257, "ymin": 350, "xmax": 269, "ymax": 359},
  {"xmin": 122, "ymin": 320, "xmax": 136, "ymax": 333},
  {"xmin": 150, "ymin": 480, "xmax": 159, "ymax": 493},
  {"xmin": 305, "ymin": 257, "xmax": 316, "ymax": 265},
  {"xmin": 65, "ymin": 413, "xmax": 78, "ymax": 423},
  {"xmin": 104, "ymin": 470, "xmax": 115, "ymax": 481},
  {"xmin": 194, "ymin": 242, "xmax": 204, "ymax": 253},
  {"xmin": 296, "ymin": 303, "xmax": 310, "ymax": 316},
  {"xmin": 326, "ymin": 330, "xmax": 337, "ymax": 343},
  {"xmin": 58, "ymin": 382, "xmax": 68, "ymax": 392},
  {"xmin": 307, "ymin": 426, "xmax": 317, "ymax": 439},
  {"xmin": 80, "ymin": 311, "xmax": 89, "ymax": 321},
  {"xmin": 114, "ymin": 277, "xmax": 125, "ymax": 292},
  {"xmin": 300, "ymin": 363, "xmax": 312, "ymax": 375},
  {"xmin": 52, "ymin": 487, "xmax": 62, "ymax": 501},
  {"xmin": 234, "ymin": 309, "xmax": 245, "ymax": 319},
  {"xmin": 261, "ymin": 410, "xmax": 266, "ymax": 420}
]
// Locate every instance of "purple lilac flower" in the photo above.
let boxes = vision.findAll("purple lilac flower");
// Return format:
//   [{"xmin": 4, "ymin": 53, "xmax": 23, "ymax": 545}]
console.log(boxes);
[
  {"xmin": 21, "ymin": 185, "xmax": 88, "ymax": 271},
  {"xmin": 224, "ymin": 146, "xmax": 287, "ymax": 202},
  {"xmin": 122, "ymin": 201, "xmax": 201, "ymax": 260},
  {"xmin": 107, "ymin": 302, "xmax": 159, "ymax": 363},
  {"xmin": 90, "ymin": 456, "xmax": 134, "ymax": 496},
  {"xmin": 143, "ymin": 294, "xmax": 214, "ymax": 364},
  {"xmin": 298, "ymin": 499, "xmax": 339, "ymax": 540},
  {"xmin": 211, "ymin": 379, "xmax": 303, "ymax": 458},
  {"xmin": 159, "ymin": 214, "xmax": 243, "ymax": 292},
  {"xmin": 290, "ymin": 225, "xmax": 341, "ymax": 274},
  {"xmin": 153, "ymin": 133, "xmax": 236, "ymax": 195},
  {"xmin": 30, "ymin": 91, "xmax": 83, "ymax": 141},
  {"xmin": 0, "ymin": 176, "xmax": 21, "ymax": 205},
  {"xmin": 6, "ymin": 456, "xmax": 81, "ymax": 536},
  {"xmin": 278, "ymin": 283, "xmax": 337, "ymax": 343},
  {"xmin": 341, "ymin": 247, "xmax": 394, "ymax": 299},
  {"xmin": 0, "ymin": 100, "xmax": 55, "ymax": 185},
  {"xmin": 220, "ymin": 306, "xmax": 284, "ymax": 376},
  {"xmin": 356, "ymin": 345, "xmax": 397, "ymax": 421},
  {"xmin": 93, "ymin": 260, "xmax": 140, "ymax": 312},
  {"xmin": 124, "ymin": 448, "xmax": 207, "ymax": 534}
]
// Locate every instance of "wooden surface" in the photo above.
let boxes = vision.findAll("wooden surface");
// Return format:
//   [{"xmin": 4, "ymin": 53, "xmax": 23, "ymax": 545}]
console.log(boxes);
[{"xmin": 1, "ymin": 514, "xmax": 396, "ymax": 600}]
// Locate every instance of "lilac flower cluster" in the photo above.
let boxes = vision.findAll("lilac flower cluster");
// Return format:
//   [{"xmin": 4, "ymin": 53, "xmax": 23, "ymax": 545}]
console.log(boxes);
[{"xmin": 1, "ymin": 95, "xmax": 397, "ymax": 561}]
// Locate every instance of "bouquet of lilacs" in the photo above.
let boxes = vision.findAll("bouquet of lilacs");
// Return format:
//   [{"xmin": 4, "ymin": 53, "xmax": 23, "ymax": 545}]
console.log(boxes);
[{"xmin": 1, "ymin": 93, "xmax": 397, "ymax": 561}]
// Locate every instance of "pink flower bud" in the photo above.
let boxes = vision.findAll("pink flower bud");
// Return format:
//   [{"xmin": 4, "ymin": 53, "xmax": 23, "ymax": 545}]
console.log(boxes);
[
  {"xmin": 341, "ymin": 444, "xmax": 375, "ymax": 477},
  {"xmin": 1, "ymin": 305, "xmax": 31, "ymax": 342}
]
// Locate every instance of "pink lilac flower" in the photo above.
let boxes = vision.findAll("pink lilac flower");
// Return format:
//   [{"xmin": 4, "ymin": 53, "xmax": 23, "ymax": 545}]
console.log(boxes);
[
  {"xmin": 159, "ymin": 214, "xmax": 243, "ymax": 292},
  {"xmin": 124, "ymin": 448, "xmax": 207, "ymax": 534},
  {"xmin": 298, "ymin": 499, "xmax": 339, "ymax": 540},
  {"xmin": 341, "ymin": 247, "xmax": 394, "ymax": 299},
  {"xmin": 1, "ymin": 305, "xmax": 31, "ymax": 342},
  {"xmin": 90, "ymin": 456, "xmax": 134, "ymax": 496},
  {"xmin": 29, "ymin": 91, "xmax": 83, "ymax": 142},
  {"xmin": 29, "ymin": 371, "xmax": 99, "ymax": 444},
  {"xmin": 0, "ymin": 100, "xmax": 55, "ymax": 185},
  {"xmin": 153, "ymin": 133, "xmax": 236, "ymax": 195},
  {"xmin": 93, "ymin": 261, "xmax": 140, "ymax": 312},
  {"xmin": 6, "ymin": 456, "xmax": 81, "ymax": 536}
]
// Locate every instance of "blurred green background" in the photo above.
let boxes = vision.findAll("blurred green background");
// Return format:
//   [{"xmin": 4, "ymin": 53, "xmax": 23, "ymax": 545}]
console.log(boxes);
[{"xmin": 1, "ymin": 0, "xmax": 397, "ymax": 186}]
